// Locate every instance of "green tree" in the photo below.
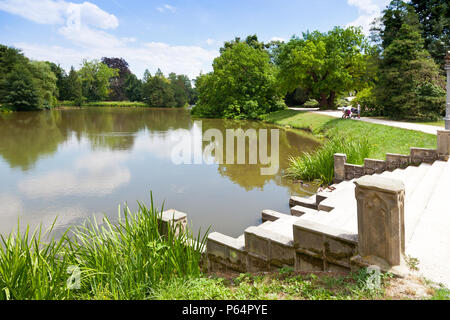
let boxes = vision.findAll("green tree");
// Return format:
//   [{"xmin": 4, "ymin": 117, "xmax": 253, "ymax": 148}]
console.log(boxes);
[
  {"xmin": 276, "ymin": 27, "xmax": 370, "ymax": 109},
  {"xmin": 375, "ymin": 1, "xmax": 445, "ymax": 120},
  {"xmin": 101, "ymin": 57, "xmax": 131, "ymax": 101},
  {"xmin": 47, "ymin": 62, "xmax": 68, "ymax": 100},
  {"xmin": 141, "ymin": 70, "xmax": 176, "ymax": 107},
  {"xmin": 192, "ymin": 41, "xmax": 285, "ymax": 119},
  {"xmin": 66, "ymin": 66, "xmax": 83, "ymax": 105},
  {"xmin": 124, "ymin": 73, "xmax": 143, "ymax": 102},
  {"xmin": 29, "ymin": 61, "xmax": 58, "ymax": 108},
  {"xmin": 410, "ymin": 0, "xmax": 449, "ymax": 67},
  {"xmin": 78, "ymin": 59, "xmax": 119, "ymax": 102},
  {"xmin": 1, "ymin": 63, "xmax": 40, "ymax": 110}
]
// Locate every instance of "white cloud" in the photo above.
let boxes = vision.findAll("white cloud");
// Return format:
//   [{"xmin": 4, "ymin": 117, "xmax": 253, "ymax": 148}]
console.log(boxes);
[
  {"xmin": 15, "ymin": 40, "xmax": 217, "ymax": 80},
  {"xmin": 0, "ymin": 0, "xmax": 67, "ymax": 24},
  {"xmin": 0, "ymin": 0, "xmax": 118, "ymax": 29},
  {"xmin": 157, "ymin": 4, "xmax": 176, "ymax": 13},
  {"xmin": 346, "ymin": 0, "xmax": 390, "ymax": 35},
  {"xmin": 3, "ymin": 0, "xmax": 217, "ymax": 79}
]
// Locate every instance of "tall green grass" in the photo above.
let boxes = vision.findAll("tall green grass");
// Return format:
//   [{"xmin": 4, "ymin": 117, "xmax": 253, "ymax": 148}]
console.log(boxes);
[
  {"xmin": 285, "ymin": 135, "xmax": 372, "ymax": 185},
  {"xmin": 0, "ymin": 196, "xmax": 208, "ymax": 300}
]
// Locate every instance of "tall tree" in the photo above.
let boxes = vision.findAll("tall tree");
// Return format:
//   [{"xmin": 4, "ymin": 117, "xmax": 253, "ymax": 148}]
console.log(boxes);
[
  {"xmin": 375, "ymin": 0, "xmax": 445, "ymax": 120},
  {"xmin": 141, "ymin": 71, "xmax": 176, "ymax": 107},
  {"xmin": 78, "ymin": 59, "xmax": 119, "ymax": 102},
  {"xmin": 66, "ymin": 66, "xmax": 83, "ymax": 104},
  {"xmin": 276, "ymin": 26, "xmax": 370, "ymax": 109},
  {"xmin": 192, "ymin": 41, "xmax": 285, "ymax": 119},
  {"xmin": 1, "ymin": 63, "xmax": 40, "ymax": 110},
  {"xmin": 410, "ymin": 0, "xmax": 449, "ymax": 68},
  {"xmin": 124, "ymin": 73, "xmax": 143, "ymax": 102},
  {"xmin": 101, "ymin": 57, "xmax": 131, "ymax": 101},
  {"xmin": 29, "ymin": 61, "xmax": 58, "ymax": 108}
]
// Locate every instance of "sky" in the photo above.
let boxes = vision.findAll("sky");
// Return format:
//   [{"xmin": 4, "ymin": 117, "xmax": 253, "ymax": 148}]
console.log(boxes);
[{"xmin": 0, "ymin": 0, "xmax": 390, "ymax": 79}]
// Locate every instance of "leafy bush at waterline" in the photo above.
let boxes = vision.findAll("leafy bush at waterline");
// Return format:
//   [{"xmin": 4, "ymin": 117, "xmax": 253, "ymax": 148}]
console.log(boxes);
[
  {"xmin": 191, "ymin": 41, "xmax": 286, "ymax": 120},
  {"xmin": 285, "ymin": 136, "xmax": 372, "ymax": 184},
  {"xmin": 0, "ymin": 197, "xmax": 208, "ymax": 300}
]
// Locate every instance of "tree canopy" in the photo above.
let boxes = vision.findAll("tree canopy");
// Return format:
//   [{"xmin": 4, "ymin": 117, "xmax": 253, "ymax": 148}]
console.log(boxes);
[
  {"xmin": 276, "ymin": 26, "xmax": 370, "ymax": 109},
  {"xmin": 192, "ymin": 41, "xmax": 285, "ymax": 119},
  {"xmin": 373, "ymin": 0, "xmax": 445, "ymax": 120}
]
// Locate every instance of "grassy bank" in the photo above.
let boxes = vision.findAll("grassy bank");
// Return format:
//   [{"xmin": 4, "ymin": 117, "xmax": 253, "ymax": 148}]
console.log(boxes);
[
  {"xmin": 58, "ymin": 101, "xmax": 149, "ymax": 108},
  {"xmin": 261, "ymin": 110, "xmax": 438, "ymax": 183}
]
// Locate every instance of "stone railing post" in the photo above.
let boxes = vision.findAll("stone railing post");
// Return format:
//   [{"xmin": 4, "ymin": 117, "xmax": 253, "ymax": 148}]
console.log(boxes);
[
  {"xmin": 354, "ymin": 176, "xmax": 405, "ymax": 267},
  {"xmin": 445, "ymin": 51, "xmax": 450, "ymax": 130},
  {"xmin": 159, "ymin": 209, "xmax": 188, "ymax": 238},
  {"xmin": 438, "ymin": 130, "xmax": 450, "ymax": 161},
  {"xmin": 334, "ymin": 153, "xmax": 347, "ymax": 183}
]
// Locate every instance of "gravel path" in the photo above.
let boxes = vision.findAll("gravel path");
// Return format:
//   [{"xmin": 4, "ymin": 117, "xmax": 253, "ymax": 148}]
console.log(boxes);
[{"xmin": 313, "ymin": 110, "xmax": 444, "ymax": 135}]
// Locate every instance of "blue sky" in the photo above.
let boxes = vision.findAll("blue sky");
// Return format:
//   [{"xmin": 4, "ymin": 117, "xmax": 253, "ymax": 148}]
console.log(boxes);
[{"xmin": 0, "ymin": 0, "xmax": 390, "ymax": 79}]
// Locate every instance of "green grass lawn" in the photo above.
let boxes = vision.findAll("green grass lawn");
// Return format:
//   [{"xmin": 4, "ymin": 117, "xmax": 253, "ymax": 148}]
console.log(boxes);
[{"xmin": 262, "ymin": 110, "xmax": 437, "ymax": 160}]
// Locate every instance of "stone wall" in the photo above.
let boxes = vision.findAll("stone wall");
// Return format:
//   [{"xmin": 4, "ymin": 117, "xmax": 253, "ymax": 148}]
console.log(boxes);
[
  {"xmin": 334, "ymin": 130, "xmax": 450, "ymax": 183},
  {"xmin": 206, "ymin": 210, "xmax": 360, "ymax": 274}
]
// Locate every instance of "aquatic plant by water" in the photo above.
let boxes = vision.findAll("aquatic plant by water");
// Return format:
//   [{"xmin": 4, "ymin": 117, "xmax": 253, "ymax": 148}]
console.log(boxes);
[
  {"xmin": 285, "ymin": 135, "xmax": 372, "ymax": 185},
  {"xmin": 0, "ymin": 196, "xmax": 208, "ymax": 300}
]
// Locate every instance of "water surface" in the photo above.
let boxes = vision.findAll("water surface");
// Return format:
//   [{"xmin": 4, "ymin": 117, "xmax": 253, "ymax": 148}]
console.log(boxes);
[{"xmin": 0, "ymin": 108, "xmax": 319, "ymax": 237}]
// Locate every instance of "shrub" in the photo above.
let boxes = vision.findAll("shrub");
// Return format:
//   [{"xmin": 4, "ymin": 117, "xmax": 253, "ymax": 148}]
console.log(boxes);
[{"xmin": 303, "ymin": 99, "xmax": 319, "ymax": 108}]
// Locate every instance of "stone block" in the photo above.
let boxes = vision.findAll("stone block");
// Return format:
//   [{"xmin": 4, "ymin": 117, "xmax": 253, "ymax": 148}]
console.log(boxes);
[
  {"xmin": 159, "ymin": 209, "xmax": 187, "ymax": 238},
  {"xmin": 247, "ymin": 254, "xmax": 271, "ymax": 272},
  {"xmin": 354, "ymin": 176, "xmax": 405, "ymax": 267},
  {"xmin": 289, "ymin": 196, "xmax": 317, "ymax": 210},
  {"xmin": 326, "ymin": 262, "xmax": 350, "ymax": 273},
  {"xmin": 410, "ymin": 147, "xmax": 438, "ymax": 164},
  {"xmin": 207, "ymin": 232, "xmax": 248, "ymax": 272},
  {"xmin": 270, "ymin": 240, "xmax": 295, "ymax": 267},
  {"xmin": 324, "ymin": 236, "xmax": 358, "ymax": 268},
  {"xmin": 295, "ymin": 251, "xmax": 324, "ymax": 272},
  {"xmin": 386, "ymin": 153, "xmax": 410, "ymax": 171},
  {"xmin": 293, "ymin": 226, "xmax": 324, "ymax": 255},
  {"xmin": 437, "ymin": 130, "xmax": 450, "ymax": 161},
  {"xmin": 345, "ymin": 163, "xmax": 365, "ymax": 180},
  {"xmin": 364, "ymin": 158, "xmax": 387, "ymax": 175},
  {"xmin": 334, "ymin": 153, "xmax": 347, "ymax": 183},
  {"xmin": 245, "ymin": 227, "xmax": 270, "ymax": 260}
]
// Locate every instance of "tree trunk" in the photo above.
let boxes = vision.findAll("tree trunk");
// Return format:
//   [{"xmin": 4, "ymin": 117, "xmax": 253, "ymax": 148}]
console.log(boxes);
[
  {"xmin": 327, "ymin": 91, "xmax": 336, "ymax": 109},
  {"xmin": 319, "ymin": 93, "xmax": 328, "ymax": 108}
]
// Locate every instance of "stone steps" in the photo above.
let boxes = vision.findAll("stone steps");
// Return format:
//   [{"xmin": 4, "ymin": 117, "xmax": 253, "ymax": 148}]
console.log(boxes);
[
  {"xmin": 406, "ymin": 162, "xmax": 450, "ymax": 286},
  {"xmin": 206, "ymin": 157, "xmax": 450, "ymax": 285},
  {"xmin": 404, "ymin": 161, "xmax": 447, "ymax": 242}
]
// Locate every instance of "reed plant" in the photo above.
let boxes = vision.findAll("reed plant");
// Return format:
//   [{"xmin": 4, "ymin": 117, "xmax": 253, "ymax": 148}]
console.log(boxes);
[
  {"xmin": 285, "ymin": 135, "xmax": 372, "ymax": 185},
  {"xmin": 0, "ymin": 196, "xmax": 208, "ymax": 300}
]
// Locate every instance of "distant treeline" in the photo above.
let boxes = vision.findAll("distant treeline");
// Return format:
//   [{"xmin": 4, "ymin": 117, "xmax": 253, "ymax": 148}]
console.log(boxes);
[{"xmin": 0, "ymin": 48, "xmax": 196, "ymax": 111}]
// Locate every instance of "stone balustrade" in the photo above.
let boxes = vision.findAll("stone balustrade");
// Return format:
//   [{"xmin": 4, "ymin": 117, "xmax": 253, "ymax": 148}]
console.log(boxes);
[{"xmin": 334, "ymin": 130, "xmax": 450, "ymax": 183}]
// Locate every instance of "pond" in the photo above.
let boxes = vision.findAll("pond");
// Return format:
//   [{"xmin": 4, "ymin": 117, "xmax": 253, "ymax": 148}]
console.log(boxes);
[{"xmin": 0, "ymin": 107, "xmax": 320, "ymax": 238}]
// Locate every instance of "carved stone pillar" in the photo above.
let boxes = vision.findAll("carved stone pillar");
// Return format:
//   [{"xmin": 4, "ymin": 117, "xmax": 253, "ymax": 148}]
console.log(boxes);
[
  {"xmin": 437, "ymin": 130, "xmax": 450, "ymax": 161},
  {"xmin": 354, "ymin": 176, "xmax": 405, "ymax": 267},
  {"xmin": 334, "ymin": 153, "xmax": 347, "ymax": 183}
]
